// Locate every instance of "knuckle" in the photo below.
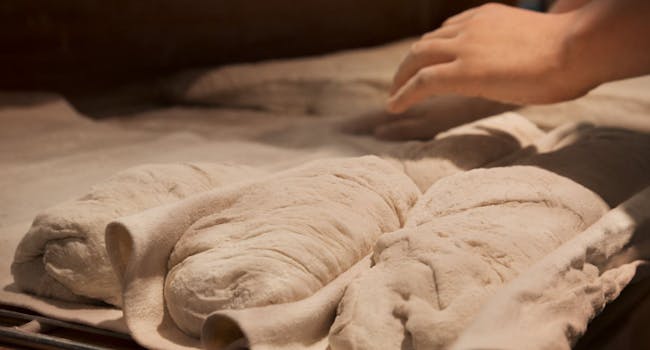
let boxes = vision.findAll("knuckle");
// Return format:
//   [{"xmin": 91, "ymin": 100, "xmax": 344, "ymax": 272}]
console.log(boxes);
[
  {"xmin": 409, "ymin": 42, "xmax": 425, "ymax": 56},
  {"xmin": 410, "ymin": 41, "xmax": 436, "ymax": 57},
  {"xmin": 480, "ymin": 2, "xmax": 500, "ymax": 10},
  {"xmin": 415, "ymin": 70, "xmax": 435, "ymax": 86},
  {"xmin": 412, "ymin": 72, "xmax": 427, "ymax": 87},
  {"xmin": 420, "ymin": 30, "xmax": 435, "ymax": 39},
  {"xmin": 438, "ymin": 63, "xmax": 463, "ymax": 82},
  {"xmin": 458, "ymin": 28, "xmax": 476, "ymax": 41},
  {"xmin": 481, "ymin": 2, "xmax": 508, "ymax": 15}
]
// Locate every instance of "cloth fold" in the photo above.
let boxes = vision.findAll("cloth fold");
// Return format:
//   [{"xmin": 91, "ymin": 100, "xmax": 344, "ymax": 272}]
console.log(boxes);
[
  {"xmin": 202, "ymin": 256, "xmax": 372, "ymax": 350},
  {"xmin": 11, "ymin": 163, "xmax": 264, "ymax": 307},
  {"xmin": 3, "ymin": 41, "xmax": 650, "ymax": 349},
  {"xmin": 7, "ymin": 110, "xmax": 547, "ymax": 350},
  {"xmin": 165, "ymin": 40, "xmax": 413, "ymax": 116},
  {"xmin": 325, "ymin": 126, "xmax": 650, "ymax": 350},
  {"xmin": 452, "ymin": 186, "xmax": 650, "ymax": 350},
  {"xmin": 105, "ymin": 156, "xmax": 420, "ymax": 349}
]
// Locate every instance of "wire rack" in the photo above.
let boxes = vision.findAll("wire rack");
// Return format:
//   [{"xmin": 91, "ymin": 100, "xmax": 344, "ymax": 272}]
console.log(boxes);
[{"xmin": 0, "ymin": 306, "xmax": 143, "ymax": 350}]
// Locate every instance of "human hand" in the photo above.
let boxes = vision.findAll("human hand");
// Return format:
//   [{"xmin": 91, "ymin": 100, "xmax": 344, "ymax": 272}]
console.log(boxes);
[{"xmin": 387, "ymin": 3, "xmax": 594, "ymax": 113}]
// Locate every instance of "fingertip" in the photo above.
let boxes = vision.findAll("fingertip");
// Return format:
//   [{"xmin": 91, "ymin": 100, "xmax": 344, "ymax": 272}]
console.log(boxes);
[
  {"xmin": 389, "ymin": 83, "xmax": 399, "ymax": 96},
  {"xmin": 385, "ymin": 97, "xmax": 407, "ymax": 115},
  {"xmin": 387, "ymin": 78, "xmax": 419, "ymax": 115},
  {"xmin": 390, "ymin": 68, "xmax": 409, "ymax": 96}
]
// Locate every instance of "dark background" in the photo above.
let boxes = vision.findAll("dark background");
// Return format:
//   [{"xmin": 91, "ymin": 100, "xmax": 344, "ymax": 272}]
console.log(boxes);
[{"xmin": 0, "ymin": 1, "xmax": 515, "ymax": 98}]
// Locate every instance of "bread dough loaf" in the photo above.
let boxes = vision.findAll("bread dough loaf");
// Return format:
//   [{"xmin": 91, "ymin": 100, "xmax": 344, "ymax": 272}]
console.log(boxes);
[
  {"xmin": 11, "ymin": 163, "xmax": 264, "ymax": 306},
  {"xmin": 164, "ymin": 156, "xmax": 420, "ymax": 337},
  {"xmin": 10, "ymin": 112, "xmax": 542, "ymax": 313},
  {"xmin": 329, "ymin": 128, "xmax": 650, "ymax": 350}
]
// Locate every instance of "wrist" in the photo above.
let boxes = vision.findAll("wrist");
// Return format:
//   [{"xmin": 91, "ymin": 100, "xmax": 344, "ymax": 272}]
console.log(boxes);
[
  {"xmin": 561, "ymin": 0, "xmax": 650, "ymax": 89},
  {"xmin": 531, "ymin": 10, "xmax": 601, "ymax": 102},
  {"xmin": 555, "ymin": 9, "xmax": 604, "ymax": 95}
]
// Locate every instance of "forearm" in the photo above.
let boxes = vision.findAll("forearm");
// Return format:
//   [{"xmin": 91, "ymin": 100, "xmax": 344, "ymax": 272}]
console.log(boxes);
[
  {"xmin": 386, "ymin": 0, "xmax": 649, "ymax": 109},
  {"xmin": 566, "ymin": 0, "xmax": 650, "ymax": 86}
]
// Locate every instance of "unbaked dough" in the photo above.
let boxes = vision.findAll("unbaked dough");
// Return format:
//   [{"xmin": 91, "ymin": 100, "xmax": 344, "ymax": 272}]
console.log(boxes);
[
  {"xmin": 329, "ymin": 128, "xmax": 650, "ymax": 350},
  {"xmin": 160, "ymin": 114, "xmax": 544, "ymax": 337},
  {"xmin": 11, "ymin": 163, "xmax": 264, "ymax": 306},
  {"xmin": 164, "ymin": 156, "xmax": 419, "ymax": 337},
  {"xmin": 11, "ymin": 112, "xmax": 541, "ymax": 310}
]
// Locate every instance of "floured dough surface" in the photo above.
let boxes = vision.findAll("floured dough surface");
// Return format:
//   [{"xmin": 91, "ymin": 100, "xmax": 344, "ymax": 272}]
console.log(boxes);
[
  {"xmin": 11, "ymin": 162, "xmax": 264, "ymax": 306},
  {"xmin": 329, "ymin": 166, "xmax": 608, "ymax": 350},
  {"xmin": 330, "ymin": 128, "xmax": 650, "ymax": 350},
  {"xmin": 9, "ymin": 111, "xmax": 542, "ymax": 327},
  {"xmin": 164, "ymin": 156, "xmax": 420, "ymax": 337}
]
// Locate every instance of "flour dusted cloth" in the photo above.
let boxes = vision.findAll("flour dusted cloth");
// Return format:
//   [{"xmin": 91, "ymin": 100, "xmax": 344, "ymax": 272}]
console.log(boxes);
[
  {"xmin": 105, "ymin": 156, "xmax": 420, "ymax": 349},
  {"xmin": 328, "ymin": 127, "xmax": 650, "ymax": 350},
  {"xmin": 0, "ymin": 95, "xmax": 338, "ymax": 334},
  {"xmin": 452, "ymin": 186, "xmax": 650, "ymax": 350},
  {"xmin": 4, "ymin": 56, "xmax": 650, "ymax": 350},
  {"xmin": 11, "ymin": 163, "xmax": 265, "ymax": 307},
  {"xmin": 201, "ymin": 256, "xmax": 372, "ymax": 350},
  {"xmin": 165, "ymin": 40, "xmax": 413, "ymax": 116},
  {"xmin": 387, "ymin": 112, "xmax": 545, "ymax": 191},
  {"xmin": 5, "ymin": 105, "xmax": 546, "ymax": 350},
  {"xmin": 328, "ymin": 166, "xmax": 609, "ymax": 349}
]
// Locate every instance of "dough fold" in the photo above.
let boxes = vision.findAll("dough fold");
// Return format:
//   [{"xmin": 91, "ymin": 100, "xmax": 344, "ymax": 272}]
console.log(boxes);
[
  {"xmin": 11, "ymin": 162, "xmax": 263, "ymax": 306},
  {"xmin": 11, "ymin": 112, "xmax": 547, "ymax": 347},
  {"xmin": 329, "ymin": 128, "xmax": 650, "ymax": 350},
  {"xmin": 164, "ymin": 156, "xmax": 420, "ymax": 337},
  {"xmin": 452, "ymin": 186, "xmax": 650, "ymax": 350},
  {"xmin": 10, "ymin": 110, "xmax": 541, "ymax": 306}
]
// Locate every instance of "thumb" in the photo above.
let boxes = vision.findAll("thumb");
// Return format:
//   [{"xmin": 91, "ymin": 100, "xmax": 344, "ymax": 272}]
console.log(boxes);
[{"xmin": 386, "ymin": 63, "xmax": 461, "ymax": 114}]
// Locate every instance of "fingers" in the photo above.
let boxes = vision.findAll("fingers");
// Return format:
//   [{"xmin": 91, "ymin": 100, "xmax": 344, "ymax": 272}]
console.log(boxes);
[
  {"xmin": 390, "ymin": 40, "xmax": 455, "ymax": 95},
  {"xmin": 442, "ymin": 7, "xmax": 478, "ymax": 26},
  {"xmin": 421, "ymin": 23, "xmax": 462, "ymax": 40},
  {"xmin": 387, "ymin": 63, "xmax": 461, "ymax": 114},
  {"xmin": 386, "ymin": 5, "xmax": 493, "ymax": 113}
]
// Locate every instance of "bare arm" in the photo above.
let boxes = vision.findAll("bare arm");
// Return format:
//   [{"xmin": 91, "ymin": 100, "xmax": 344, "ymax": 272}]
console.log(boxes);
[
  {"xmin": 567, "ymin": 0, "xmax": 650, "ymax": 85},
  {"xmin": 387, "ymin": 0, "xmax": 650, "ymax": 113}
]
